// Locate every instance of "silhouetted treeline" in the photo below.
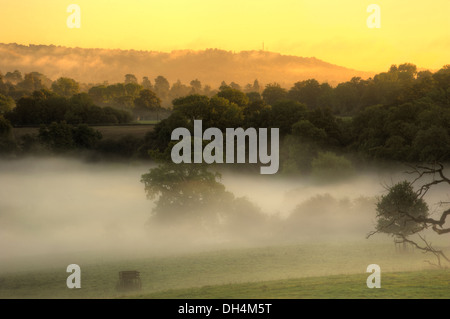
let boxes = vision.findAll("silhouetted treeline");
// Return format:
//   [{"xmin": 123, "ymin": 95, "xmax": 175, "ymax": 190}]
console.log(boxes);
[
  {"xmin": 0, "ymin": 63, "xmax": 449, "ymax": 173},
  {"xmin": 5, "ymin": 90, "xmax": 131, "ymax": 126},
  {"xmin": 261, "ymin": 63, "xmax": 449, "ymax": 115},
  {"xmin": 143, "ymin": 63, "xmax": 450, "ymax": 174}
]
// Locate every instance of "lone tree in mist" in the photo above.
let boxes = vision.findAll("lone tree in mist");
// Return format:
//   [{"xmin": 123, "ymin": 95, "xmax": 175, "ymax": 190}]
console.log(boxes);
[
  {"xmin": 140, "ymin": 163, "xmax": 266, "ymax": 236},
  {"xmin": 141, "ymin": 163, "xmax": 233, "ymax": 224},
  {"xmin": 368, "ymin": 163, "xmax": 450, "ymax": 267}
]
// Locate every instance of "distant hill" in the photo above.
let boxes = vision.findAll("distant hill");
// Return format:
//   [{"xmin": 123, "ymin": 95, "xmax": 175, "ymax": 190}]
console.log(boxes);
[{"xmin": 0, "ymin": 43, "xmax": 374, "ymax": 87}]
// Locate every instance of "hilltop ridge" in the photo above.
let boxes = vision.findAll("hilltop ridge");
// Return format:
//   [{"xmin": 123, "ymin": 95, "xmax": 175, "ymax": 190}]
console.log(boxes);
[{"xmin": 0, "ymin": 43, "xmax": 374, "ymax": 87}]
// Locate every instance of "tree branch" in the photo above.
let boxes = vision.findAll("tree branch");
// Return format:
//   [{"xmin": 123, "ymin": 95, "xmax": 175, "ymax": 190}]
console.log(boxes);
[{"xmin": 397, "ymin": 233, "xmax": 449, "ymax": 267}]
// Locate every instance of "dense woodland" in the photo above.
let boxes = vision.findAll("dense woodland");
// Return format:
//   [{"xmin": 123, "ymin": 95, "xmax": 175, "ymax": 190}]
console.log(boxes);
[{"xmin": 0, "ymin": 63, "xmax": 449, "ymax": 175}]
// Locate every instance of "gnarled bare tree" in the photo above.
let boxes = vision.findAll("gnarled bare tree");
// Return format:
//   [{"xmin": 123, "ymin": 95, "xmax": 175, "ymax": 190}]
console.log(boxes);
[{"xmin": 368, "ymin": 162, "xmax": 450, "ymax": 267}]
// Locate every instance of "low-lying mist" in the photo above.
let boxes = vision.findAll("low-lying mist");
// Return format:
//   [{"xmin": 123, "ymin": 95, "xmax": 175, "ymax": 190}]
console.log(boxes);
[{"xmin": 0, "ymin": 157, "xmax": 446, "ymax": 272}]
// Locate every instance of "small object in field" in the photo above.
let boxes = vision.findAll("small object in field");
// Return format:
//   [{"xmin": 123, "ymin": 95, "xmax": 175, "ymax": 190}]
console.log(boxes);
[{"xmin": 116, "ymin": 270, "xmax": 142, "ymax": 291}]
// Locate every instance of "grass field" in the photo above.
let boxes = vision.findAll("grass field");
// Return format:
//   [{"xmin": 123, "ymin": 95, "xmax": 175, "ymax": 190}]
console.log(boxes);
[
  {"xmin": 133, "ymin": 120, "xmax": 161, "ymax": 125},
  {"xmin": 137, "ymin": 269, "xmax": 450, "ymax": 299},
  {"xmin": 0, "ymin": 241, "xmax": 448, "ymax": 299}
]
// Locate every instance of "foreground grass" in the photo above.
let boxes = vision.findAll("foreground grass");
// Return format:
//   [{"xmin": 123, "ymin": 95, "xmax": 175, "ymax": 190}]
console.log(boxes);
[
  {"xmin": 133, "ymin": 269, "xmax": 450, "ymax": 299},
  {"xmin": 0, "ymin": 242, "xmax": 448, "ymax": 299}
]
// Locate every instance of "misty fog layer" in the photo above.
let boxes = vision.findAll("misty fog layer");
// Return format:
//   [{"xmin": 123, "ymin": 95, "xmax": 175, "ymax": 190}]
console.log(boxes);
[
  {"xmin": 0, "ymin": 158, "xmax": 153, "ymax": 260},
  {"xmin": 0, "ymin": 43, "xmax": 373, "ymax": 86},
  {"xmin": 1, "ymin": 158, "xmax": 447, "ymax": 270}
]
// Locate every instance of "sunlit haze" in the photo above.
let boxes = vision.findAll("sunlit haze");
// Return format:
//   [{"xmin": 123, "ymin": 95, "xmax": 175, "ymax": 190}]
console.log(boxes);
[{"xmin": 1, "ymin": 0, "xmax": 449, "ymax": 71}]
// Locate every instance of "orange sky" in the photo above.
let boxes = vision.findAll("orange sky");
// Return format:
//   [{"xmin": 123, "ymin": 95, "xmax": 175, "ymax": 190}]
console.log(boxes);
[{"xmin": 1, "ymin": 0, "xmax": 448, "ymax": 72}]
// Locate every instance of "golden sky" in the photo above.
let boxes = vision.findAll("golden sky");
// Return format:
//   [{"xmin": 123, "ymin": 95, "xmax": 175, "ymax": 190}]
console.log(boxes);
[{"xmin": 1, "ymin": 0, "xmax": 449, "ymax": 72}]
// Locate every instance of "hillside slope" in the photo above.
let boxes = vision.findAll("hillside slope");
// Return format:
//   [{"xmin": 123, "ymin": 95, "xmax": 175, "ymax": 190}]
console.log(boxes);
[{"xmin": 0, "ymin": 43, "xmax": 374, "ymax": 87}]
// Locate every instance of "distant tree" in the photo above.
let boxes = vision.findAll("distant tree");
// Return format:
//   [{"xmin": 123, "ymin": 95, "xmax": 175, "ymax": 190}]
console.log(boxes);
[
  {"xmin": 39, "ymin": 121, "xmax": 76, "ymax": 152},
  {"xmin": 253, "ymin": 79, "xmax": 261, "ymax": 93},
  {"xmin": 7, "ymin": 91, "xmax": 131, "ymax": 126},
  {"xmin": 143, "ymin": 94, "xmax": 243, "ymax": 158},
  {"xmin": 39, "ymin": 121, "xmax": 102, "ymax": 152},
  {"xmin": 124, "ymin": 74, "xmax": 138, "ymax": 84},
  {"xmin": 170, "ymin": 80, "xmax": 191, "ymax": 100},
  {"xmin": 203, "ymin": 84, "xmax": 213, "ymax": 97},
  {"xmin": 0, "ymin": 115, "xmax": 15, "ymax": 154},
  {"xmin": 134, "ymin": 89, "xmax": 161, "ymax": 111},
  {"xmin": 433, "ymin": 65, "xmax": 450, "ymax": 103},
  {"xmin": 0, "ymin": 94, "xmax": 15, "ymax": 114},
  {"xmin": 242, "ymin": 100, "xmax": 271, "ymax": 129},
  {"xmin": 411, "ymin": 71, "xmax": 435, "ymax": 100},
  {"xmin": 0, "ymin": 115, "xmax": 12, "ymax": 138},
  {"xmin": 262, "ymin": 83, "xmax": 287, "ymax": 105},
  {"xmin": 71, "ymin": 124, "xmax": 103, "ymax": 149},
  {"xmin": 217, "ymin": 87, "xmax": 249, "ymax": 107},
  {"xmin": 88, "ymin": 85, "xmax": 108, "ymax": 104},
  {"xmin": 411, "ymin": 126, "xmax": 450, "ymax": 162},
  {"xmin": 141, "ymin": 112, "xmax": 191, "ymax": 157},
  {"xmin": 70, "ymin": 92, "xmax": 94, "ymax": 106},
  {"xmin": 244, "ymin": 83, "xmax": 253, "ymax": 93},
  {"xmin": 307, "ymin": 108, "xmax": 345, "ymax": 147},
  {"xmin": 113, "ymin": 95, "xmax": 135, "ymax": 109},
  {"xmin": 292, "ymin": 119, "xmax": 327, "ymax": 144},
  {"xmin": 288, "ymin": 79, "xmax": 322, "ymax": 109},
  {"xmin": 334, "ymin": 78, "xmax": 363, "ymax": 114},
  {"xmin": 219, "ymin": 81, "xmax": 229, "ymax": 90},
  {"xmin": 311, "ymin": 151, "xmax": 354, "ymax": 181},
  {"xmin": 51, "ymin": 77, "xmax": 80, "ymax": 98},
  {"xmin": 154, "ymin": 75, "xmax": 170, "ymax": 100},
  {"xmin": 371, "ymin": 64, "xmax": 418, "ymax": 105},
  {"xmin": 417, "ymin": 70, "xmax": 433, "ymax": 81},
  {"xmin": 246, "ymin": 92, "xmax": 262, "ymax": 104},
  {"xmin": 229, "ymin": 82, "xmax": 241, "ymax": 91},
  {"xmin": 397, "ymin": 63, "xmax": 417, "ymax": 82},
  {"xmin": 97, "ymin": 134, "xmax": 143, "ymax": 159},
  {"xmin": 17, "ymin": 73, "xmax": 46, "ymax": 92},
  {"xmin": 4, "ymin": 70, "xmax": 22, "ymax": 84},
  {"xmin": 106, "ymin": 83, "xmax": 126, "ymax": 100},
  {"xmin": 124, "ymin": 82, "xmax": 142, "ymax": 97},
  {"xmin": 270, "ymin": 100, "xmax": 306, "ymax": 135},
  {"xmin": 141, "ymin": 76, "xmax": 153, "ymax": 90},
  {"xmin": 317, "ymin": 83, "xmax": 334, "ymax": 108},
  {"xmin": 208, "ymin": 96, "xmax": 244, "ymax": 129},
  {"xmin": 190, "ymin": 79, "xmax": 202, "ymax": 94},
  {"xmin": 172, "ymin": 94, "xmax": 210, "ymax": 120}
]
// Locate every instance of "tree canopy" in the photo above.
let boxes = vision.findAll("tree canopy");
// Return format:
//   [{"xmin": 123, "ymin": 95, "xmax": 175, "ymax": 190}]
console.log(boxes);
[{"xmin": 369, "ymin": 163, "xmax": 450, "ymax": 267}]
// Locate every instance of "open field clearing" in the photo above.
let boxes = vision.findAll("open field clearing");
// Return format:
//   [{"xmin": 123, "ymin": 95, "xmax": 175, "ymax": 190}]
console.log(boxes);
[
  {"xmin": 137, "ymin": 269, "xmax": 450, "ymax": 299},
  {"xmin": 0, "ymin": 242, "xmax": 448, "ymax": 299}
]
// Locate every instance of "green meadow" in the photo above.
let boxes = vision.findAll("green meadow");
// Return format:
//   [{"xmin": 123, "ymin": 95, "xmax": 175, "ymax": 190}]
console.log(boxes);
[{"xmin": 0, "ymin": 241, "xmax": 448, "ymax": 299}]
